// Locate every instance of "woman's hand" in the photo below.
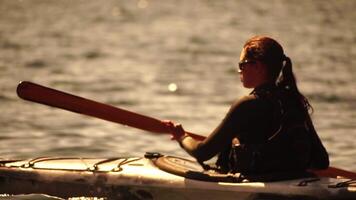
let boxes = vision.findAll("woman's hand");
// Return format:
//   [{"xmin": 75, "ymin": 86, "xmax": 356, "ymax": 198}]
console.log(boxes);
[{"xmin": 162, "ymin": 120, "xmax": 186, "ymax": 141}]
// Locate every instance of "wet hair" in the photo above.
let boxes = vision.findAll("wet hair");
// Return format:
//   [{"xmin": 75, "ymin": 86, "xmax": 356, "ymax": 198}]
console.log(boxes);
[{"xmin": 243, "ymin": 36, "xmax": 312, "ymax": 112}]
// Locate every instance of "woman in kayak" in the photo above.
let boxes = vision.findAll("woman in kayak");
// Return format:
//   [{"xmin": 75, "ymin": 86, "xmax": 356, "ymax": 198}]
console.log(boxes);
[{"xmin": 165, "ymin": 36, "xmax": 329, "ymax": 174}]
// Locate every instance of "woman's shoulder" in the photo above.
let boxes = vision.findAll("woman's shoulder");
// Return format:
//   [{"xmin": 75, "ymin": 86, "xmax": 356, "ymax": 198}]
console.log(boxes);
[
  {"xmin": 230, "ymin": 94, "xmax": 265, "ymax": 110},
  {"xmin": 231, "ymin": 94, "xmax": 254, "ymax": 105},
  {"xmin": 233, "ymin": 93, "xmax": 269, "ymax": 107},
  {"xmin": 228, "ymin": 93, "xmax": 276, "ymax": 117}
]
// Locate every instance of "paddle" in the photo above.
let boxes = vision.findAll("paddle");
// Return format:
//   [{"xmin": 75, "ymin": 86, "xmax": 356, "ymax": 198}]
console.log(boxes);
[
  {"xmin": 16, "ymin": 81, "xmax": 206, "ymax": 141},
  {"xmin": 309, "ymin": 166, "xmax": 356, "ymax": 179}
]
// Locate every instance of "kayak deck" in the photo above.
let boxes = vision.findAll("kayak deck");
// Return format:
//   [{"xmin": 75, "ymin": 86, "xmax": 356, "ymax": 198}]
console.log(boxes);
[{"xmin": 0, "ymin": 153, "xmax": 355, "ymax": 199}]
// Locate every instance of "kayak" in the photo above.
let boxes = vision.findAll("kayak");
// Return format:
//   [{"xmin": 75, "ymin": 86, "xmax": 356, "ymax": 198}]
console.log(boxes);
[{"xmin": 0, "ymin": 152, "xmax": 355, "ymax": 200}]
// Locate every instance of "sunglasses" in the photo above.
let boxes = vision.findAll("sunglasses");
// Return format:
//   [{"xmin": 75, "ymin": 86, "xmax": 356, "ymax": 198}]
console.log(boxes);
[{"xmin": 237, "ymin": 60, "xmax": 257, "ymax": 71}]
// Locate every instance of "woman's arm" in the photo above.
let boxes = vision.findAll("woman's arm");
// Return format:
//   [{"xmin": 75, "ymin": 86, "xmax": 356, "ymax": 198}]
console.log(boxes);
[{"xmin": 178, "ymin": 95, "xmax": 257, "ymax": 162}]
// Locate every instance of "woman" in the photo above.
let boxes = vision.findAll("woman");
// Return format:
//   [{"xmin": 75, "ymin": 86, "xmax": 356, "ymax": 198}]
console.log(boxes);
[{"xmin": 165, "ymin": 36, "xmax": 329, "ymax": 174}]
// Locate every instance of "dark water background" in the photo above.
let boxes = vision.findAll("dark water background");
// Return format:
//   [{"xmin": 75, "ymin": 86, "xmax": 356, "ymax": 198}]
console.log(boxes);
[{"xmin": 0, "ymin": 0, "xmax": 355, "ymax": 199}]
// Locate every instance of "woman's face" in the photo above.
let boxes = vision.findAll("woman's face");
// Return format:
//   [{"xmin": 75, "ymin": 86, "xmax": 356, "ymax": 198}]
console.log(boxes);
[{"xmin": 238, "ymin": 48, "xmax": 267, "ymax": 88}]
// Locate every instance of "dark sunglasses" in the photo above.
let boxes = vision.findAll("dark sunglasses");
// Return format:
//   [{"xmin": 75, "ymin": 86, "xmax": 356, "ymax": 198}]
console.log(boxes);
[{"xmin": 238, "ymin": 60, "xmax": 257, "ymax": 71}]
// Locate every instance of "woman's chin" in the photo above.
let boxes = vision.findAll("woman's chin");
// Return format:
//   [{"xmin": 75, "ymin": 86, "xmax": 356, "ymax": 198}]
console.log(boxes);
[{"xmin": 242, "ymin": 82, "xmax": 253, "ymax": 89}]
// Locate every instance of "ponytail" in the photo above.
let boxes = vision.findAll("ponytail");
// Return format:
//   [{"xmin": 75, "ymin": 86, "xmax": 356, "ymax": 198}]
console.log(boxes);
[
  {"xmin": 277, "ymin": 56, "xmax": 313, "ymax": 113},
  {"xmin": 277, "ymin": 56, "xmax": 295, "ymax": 90}
]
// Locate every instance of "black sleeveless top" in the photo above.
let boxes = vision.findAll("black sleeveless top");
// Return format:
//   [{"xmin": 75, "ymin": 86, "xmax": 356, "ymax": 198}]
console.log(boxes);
[{"xmin": 179, "ymin": 84, "xmax": 329, "ymax": 174}]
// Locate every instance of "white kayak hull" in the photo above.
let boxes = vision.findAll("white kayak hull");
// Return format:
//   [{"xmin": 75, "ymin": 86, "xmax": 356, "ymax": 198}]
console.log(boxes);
[{"xmin": 0, "ymin": 153, "xmax": 355, "ymax": 200}]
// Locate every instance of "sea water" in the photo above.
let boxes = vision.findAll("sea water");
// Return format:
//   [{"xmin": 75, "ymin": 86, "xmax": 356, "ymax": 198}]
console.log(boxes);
[{"xmin": 0, "ymin": 0, "xmax": 355, "ymax": 199}]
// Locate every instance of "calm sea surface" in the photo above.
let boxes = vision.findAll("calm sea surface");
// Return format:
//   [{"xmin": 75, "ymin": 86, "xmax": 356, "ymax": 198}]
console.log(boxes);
[{"xmin": 0, "ymin": 0, "xmax": 355, "ymax": 199}]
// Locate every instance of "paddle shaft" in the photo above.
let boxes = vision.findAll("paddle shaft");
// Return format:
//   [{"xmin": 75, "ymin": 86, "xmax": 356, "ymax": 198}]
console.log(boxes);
[{"xmin": 17, "ymin": 81, "xmax": 206, "ymax": 141}]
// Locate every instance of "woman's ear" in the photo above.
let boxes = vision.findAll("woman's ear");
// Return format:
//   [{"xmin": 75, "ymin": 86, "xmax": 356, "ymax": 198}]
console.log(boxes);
[
  {"xmin": 255, "ymin": 62, "xmax": 266, "ymax": 73},
  {"xmin": 255, "ymin": 62, "xmax": 269, "ymax": 79}
]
